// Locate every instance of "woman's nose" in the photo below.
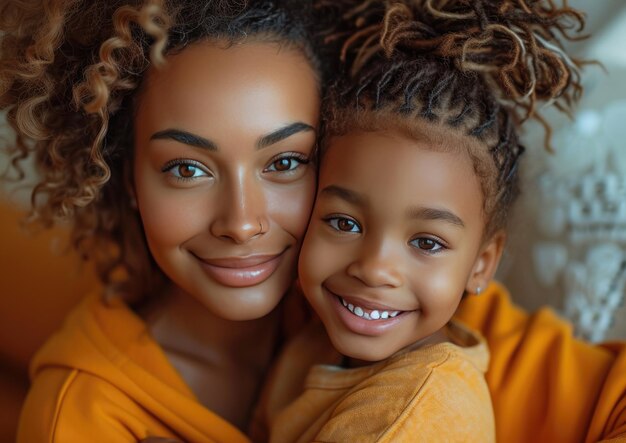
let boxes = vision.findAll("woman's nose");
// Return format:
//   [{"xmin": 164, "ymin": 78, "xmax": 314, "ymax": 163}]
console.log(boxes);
[
  {"xmin": 209, "ymin": 173, "xmax": 268, "ymax": 244},
  {"xmin": 346, "ymin": 239, "xmax": 403, "ymax": 288}
]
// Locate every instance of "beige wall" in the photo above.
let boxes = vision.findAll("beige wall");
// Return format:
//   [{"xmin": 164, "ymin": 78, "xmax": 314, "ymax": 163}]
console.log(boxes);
[{"xmin": 497, "ymin": 3, "xmax": 626, "ymax": 341}]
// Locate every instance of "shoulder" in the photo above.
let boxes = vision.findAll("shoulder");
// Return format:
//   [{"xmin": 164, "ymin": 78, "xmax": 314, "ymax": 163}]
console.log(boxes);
[
  {"xmin": 358, "ymin": 343, "xmax": 491, "ymax": 405},
  {"xmin": 255, "ymin": 319, "xmax": 338, "ymax": 423},
  {"xmin": 316, "ymin": 347, "xmax": 495, "ymax": 442},
  {"xmin": 17, "ymin": 366, "xmax": 148, "ymax": 442}
]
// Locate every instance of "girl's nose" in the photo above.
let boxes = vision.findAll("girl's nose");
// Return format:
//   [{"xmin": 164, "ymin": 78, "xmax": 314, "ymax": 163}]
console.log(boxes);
[{"xmin": 345, "ymin": 240, "xmax": 403, "ymax": 288}]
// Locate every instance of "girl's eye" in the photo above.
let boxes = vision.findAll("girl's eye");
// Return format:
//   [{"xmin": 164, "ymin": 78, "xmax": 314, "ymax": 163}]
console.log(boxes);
[
  {"xmin": 410, "ymin": 237, "xmax": 444, "ymax": 253},
  {"xmin": 326, "ymin": 216, "xmax": 361, "ymax": 233},
  {"xmin": 265, "ymin": 153, "xmax": 309, "ymax": 173},
  {"xmin": 162, "ymin": 160, "xmax": 211, "ymax": 181}
]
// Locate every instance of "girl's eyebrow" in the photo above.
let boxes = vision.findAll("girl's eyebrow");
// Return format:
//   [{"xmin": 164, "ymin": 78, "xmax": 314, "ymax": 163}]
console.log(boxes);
[
  {"xmin": 320, "ymin": 185, "xmax": 366, "ymax": 206},
  {"xmin": 321, "ymin": 185, "xmax": 465, "ymax": 228},
  {"xmin": 406, "ymin": 206, "xmax": 465, "ymax": 228},
  {"xmin": 149, "ymin": 122, "xmax": 315, "ymax": 151}
]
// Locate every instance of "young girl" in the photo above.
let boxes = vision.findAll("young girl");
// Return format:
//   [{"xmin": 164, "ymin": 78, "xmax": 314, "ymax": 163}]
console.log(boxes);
[
  {"xmin": 0, "ymin": 0, "xmax": 323, "ymax": 441},
  {"xmin": 254, "ymin": 0, "xmax": 586, "ymax": 441}
]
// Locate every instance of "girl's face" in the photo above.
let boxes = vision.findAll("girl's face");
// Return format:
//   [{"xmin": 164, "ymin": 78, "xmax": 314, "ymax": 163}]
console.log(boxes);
[
  {"xmin": 133, "ymin": 41, "xmax": 320, "ymax": 320},
  {"xmin": 299, "ymin": 129, "xmax": 502, "ymax": 361}
]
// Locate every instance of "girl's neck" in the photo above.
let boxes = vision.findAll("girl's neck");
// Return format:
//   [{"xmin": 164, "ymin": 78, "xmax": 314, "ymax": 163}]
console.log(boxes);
[
  {"xmin": 137, "ymin": 284, "xmax": 282, "ymax": 430},
  {"xmin": 344, "ymin": 326, "xmax": 450, "ymax": 369}
]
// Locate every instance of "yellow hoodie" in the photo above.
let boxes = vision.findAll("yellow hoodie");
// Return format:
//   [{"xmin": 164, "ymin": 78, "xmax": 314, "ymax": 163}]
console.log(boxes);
[
  {"xmin": 17, "ymin": 293, "xmax": 250, "ymax": 443},
  {"xmin": 16, "ymin": 282, "xmax": 626, "ymax": 442},
  {"xmin": 255, "ymin": 320, "xmax": 494, "ymax": 443},
  {"xmin": 455, "ymin": 281, "xmax": 626, "ymax": 442}
]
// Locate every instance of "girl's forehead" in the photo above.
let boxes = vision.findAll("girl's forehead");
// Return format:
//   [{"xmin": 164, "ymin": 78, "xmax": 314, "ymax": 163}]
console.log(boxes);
[
  {"xmin": 322, "ymin": 106, "xmax": 486, "ymax": 157},
  {"xmin": 322, "ymin": 129, "xmax": 476, "ymax": 180},
  {"xmin": 318, "ymin": 130, "xmax": 485, "ymax": 221}
]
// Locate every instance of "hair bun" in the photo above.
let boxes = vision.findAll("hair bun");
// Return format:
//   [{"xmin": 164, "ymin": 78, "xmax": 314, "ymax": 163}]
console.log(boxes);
[{"xmin": 322, "ymin": 0, "xmax": 587, "ymax": 121}]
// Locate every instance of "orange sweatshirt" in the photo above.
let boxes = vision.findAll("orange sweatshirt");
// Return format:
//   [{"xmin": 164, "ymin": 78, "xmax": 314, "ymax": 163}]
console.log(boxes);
[
  {"xmin": 16, "ymin": 282, "xmax": 626, "ymax": 442},
  {"xmin": 454, "ymin": 281, "xmax": 626, "ymax": 442},
  {"xmin": 16, "ymin": 293, "xmax": 250, "ymax": 443},
  {"xmin": 255, "ymin": 320, "xmax": 494, "ymax": 443}
]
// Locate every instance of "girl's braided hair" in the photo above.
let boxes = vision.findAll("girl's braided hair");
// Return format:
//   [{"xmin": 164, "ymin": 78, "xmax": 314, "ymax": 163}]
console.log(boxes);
[
  {"xmin": 316, "ymin": 0, "xmax": 586, "ymax": 238},
  {"xmin": 0, "ymin": 0, "xmax": 321, "ymax": 301}
]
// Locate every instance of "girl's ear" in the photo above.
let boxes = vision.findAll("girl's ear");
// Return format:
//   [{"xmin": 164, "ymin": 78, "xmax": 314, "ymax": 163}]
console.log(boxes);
[{"xmin": 466, "ymin": 230, "xmax": 506, "ymax": 295}]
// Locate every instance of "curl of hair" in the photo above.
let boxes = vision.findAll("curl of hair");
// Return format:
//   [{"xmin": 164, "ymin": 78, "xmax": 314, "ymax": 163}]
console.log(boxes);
[
  {"xmin": 316, "ymin": 0, "xmax": 587, "ymax": 236},
  {"xmin": 1, "ymin": 0, "xmax": 322, "ymax": 302}
]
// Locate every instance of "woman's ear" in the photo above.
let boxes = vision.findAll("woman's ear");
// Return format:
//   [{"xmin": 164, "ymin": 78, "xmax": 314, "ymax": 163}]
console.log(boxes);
[
  {"xmin": 123, "ymin": 157, "xmax": 138, "ymax": 210},
  {"xmin": 466, "ymin": 230, "xmax": 506, "ymax": 295}
]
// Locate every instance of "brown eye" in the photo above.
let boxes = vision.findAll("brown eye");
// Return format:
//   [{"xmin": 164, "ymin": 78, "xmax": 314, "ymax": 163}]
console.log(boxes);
[
  {"xmin": 162, "ymin": 160, "xmax": 210, "ymax": 181},
  {"xmin": 178, "ymin": 164, "xmax": 197, "ymax": 178},
  {"xmin": 272, "ymin": 158, "xmax": 292, "ymax": 171},
  {"xmin": 265, "ymin": 154, "xmax": 309, "ymax": 173},
  {"xmin": 338, "ymin": 219, "xmax": 357, "ymax": 231},
  {"xmin": 411, "ymin": 237, "xmax": 444, "ymax": 253},
  {"xmin": 326, "ymin": 216, "xmax": 361, "ymax": 233},
  {"xmin": 418, "ymin": 239, "xmax": 435, "ymax": 249}
]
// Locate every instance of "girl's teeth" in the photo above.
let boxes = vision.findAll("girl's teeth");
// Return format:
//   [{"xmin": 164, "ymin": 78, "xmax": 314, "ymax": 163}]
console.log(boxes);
[{"xmin": 339, "ymin": 297, "xmax": 400, "ymax": 321}]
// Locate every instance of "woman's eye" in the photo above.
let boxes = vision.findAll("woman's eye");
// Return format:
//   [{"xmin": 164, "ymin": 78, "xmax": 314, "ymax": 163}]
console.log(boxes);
[
  {"xmin": 410, "ymin": 237, "xmax": 444, "ymax": 252},
  {"xmin": 162, "ymin": 160, "xmax": 211, "ymax": 181},
  {"xmin": 326, "ymin": 216, "xmax": 361, "ymax": 233},
  {"xmin": 265, "ymin": 154, "xmax": 309, "ymax": 173}
]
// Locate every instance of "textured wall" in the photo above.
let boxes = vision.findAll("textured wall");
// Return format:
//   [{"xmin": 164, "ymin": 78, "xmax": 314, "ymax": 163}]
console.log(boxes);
[{"xmin": 498, "ymin": 4, "xmax": 626, "ymax": 341}]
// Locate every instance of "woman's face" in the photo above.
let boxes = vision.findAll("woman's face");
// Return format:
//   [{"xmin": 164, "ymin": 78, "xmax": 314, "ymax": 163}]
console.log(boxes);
[{"xmin": 133, "ymin": 41, "xmax": 320, "ymax": 320}]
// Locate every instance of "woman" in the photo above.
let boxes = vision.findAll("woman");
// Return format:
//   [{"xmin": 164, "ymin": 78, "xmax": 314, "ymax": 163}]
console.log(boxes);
[{"xmin": 1, "ymin": 0, "xmax": 322, "ymax": 441}]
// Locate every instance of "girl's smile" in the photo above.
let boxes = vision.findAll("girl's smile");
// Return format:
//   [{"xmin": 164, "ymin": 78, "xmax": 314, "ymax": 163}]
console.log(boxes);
[{"xmin": 328, "ymin": 287, "xmax": 412, "ymax": 337}]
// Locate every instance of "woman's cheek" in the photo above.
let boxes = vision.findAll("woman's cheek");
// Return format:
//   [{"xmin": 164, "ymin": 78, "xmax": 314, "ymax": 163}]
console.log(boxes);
[
  {"xmin": 300, "ymin": 226, "xmax": 341, "ymax": 290},
  {"xmin": 299, "ymin": 224, "xmax": 325, "ymax": 286},
  {"xmin": 270, "ymin": 175, "xmax": 316, "ymax": 241},
  {"xmin": 139, "ymin": 187, "xmax": 204, "ymax": 244}
]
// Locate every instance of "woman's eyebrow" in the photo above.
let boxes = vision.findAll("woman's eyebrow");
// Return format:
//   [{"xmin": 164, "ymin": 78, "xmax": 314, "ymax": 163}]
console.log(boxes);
[
  {"xmin": 257, "ymin": 122, "xmax": 315, "ymax": 149},
  {"xmin": 150, "ymin": 129, "xmax": 217, "ymax": 151},
  {"xmin": 150, "ymin": 123, "xmax": 314, "ymax": 151}
]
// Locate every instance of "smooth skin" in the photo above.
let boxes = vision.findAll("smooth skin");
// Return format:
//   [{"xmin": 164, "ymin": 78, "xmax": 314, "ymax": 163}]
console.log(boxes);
[
  {"xmin": 299, "ymin": 129, "xmax": 504, "ymax": 363},
  {"xmin": 132, "ymin": 40, "xmax": 320, "ymax": 428}
]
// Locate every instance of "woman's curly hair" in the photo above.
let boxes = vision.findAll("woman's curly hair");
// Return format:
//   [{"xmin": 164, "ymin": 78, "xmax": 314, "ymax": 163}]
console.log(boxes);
[
  {"xmin": 315, "ymin": 0, "xmax": 586, "ymax": 238},
  {"xmin": 0, "ymin": 0, "xmax": 321, "ymax": 301}
]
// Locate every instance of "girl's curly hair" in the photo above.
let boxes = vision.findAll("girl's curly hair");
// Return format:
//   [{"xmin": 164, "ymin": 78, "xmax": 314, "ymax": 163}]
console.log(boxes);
[
  {"xmin": 0, "ymin": 0, "xmax": 321, "ymax": 302},
  {"xmin": 315, "ymin": 0, "xmax": 586, "ymax": 238}
]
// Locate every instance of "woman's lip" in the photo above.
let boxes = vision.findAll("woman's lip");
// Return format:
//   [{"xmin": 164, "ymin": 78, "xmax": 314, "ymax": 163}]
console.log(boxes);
[
  {"xmin": 198, "ymin": 253, "xmax": 283, "ymax": 268},
  {"xmin": 195, "ymin": 250, "xmax": 287, "ymax": 288}
]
